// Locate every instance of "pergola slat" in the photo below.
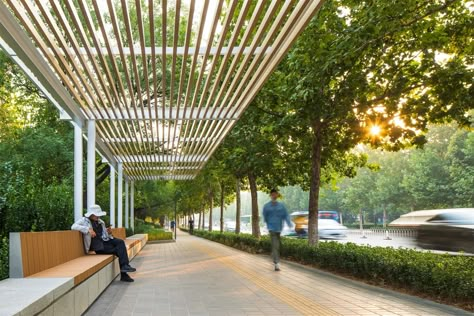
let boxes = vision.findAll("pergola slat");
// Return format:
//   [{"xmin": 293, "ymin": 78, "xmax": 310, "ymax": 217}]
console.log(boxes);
[
  {"xmin": 195, "ymin": 0, "xmax": 325, "ymax": 173},
  {"xmin": 0, "ymin": 0, "xmax": 324, "ymax": 180},
  {"xmin": 47, "ymin": 0, "xmax": 139, "ymax": 175},
  {"xmin": 178, "ymin": 0, "xmax": 254, "ymax": 172}
]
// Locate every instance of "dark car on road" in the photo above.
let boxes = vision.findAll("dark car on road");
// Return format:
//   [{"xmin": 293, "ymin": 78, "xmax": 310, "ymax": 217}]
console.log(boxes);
[{"xmin": 416, "ymin": 210, "xmax": 474, "ymax": 253}]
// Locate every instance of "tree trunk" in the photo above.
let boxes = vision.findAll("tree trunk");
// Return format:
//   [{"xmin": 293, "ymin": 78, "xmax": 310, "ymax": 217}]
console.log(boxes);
[
  {"xmin": 235, "ymin": 178, "xmax": 241, "ymax": 234},
  {"xmin": 220, "ymin": 182, "xmax": 225, "ymax": 233},
  {"xmin": 383, "ymin": 207, "xmax": 387, "ymax": 228},
  {"xmin": 198, "ymin": 211, "xmax": 202, "ymax": 230},
  {"xmin": 201, "ymin": 210, "xmax": 205, "ymax": 230},
  {"xmin": 307, "ymin": 123, "xmax": 323, "ymax": 246},
  {"xmin": 208, "ymin": 193, "xmax": 213, "ymax": 232},
  {"xmin": 248, "ymin": 172, "xmax": 261, "ymax": 238}
]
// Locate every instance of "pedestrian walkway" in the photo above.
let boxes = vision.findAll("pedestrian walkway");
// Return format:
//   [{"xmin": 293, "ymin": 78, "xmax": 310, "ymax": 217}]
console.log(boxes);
[{"xmin": 85, "ymin": 233, "xmax": 472, "ymax": 316}]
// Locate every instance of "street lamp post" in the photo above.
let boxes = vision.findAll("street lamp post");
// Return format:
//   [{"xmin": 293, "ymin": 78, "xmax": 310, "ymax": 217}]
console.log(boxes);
[
  {"xmin": 174, "ymin": 190, "xmax": 181, "ymax": 241},
  {"xmin": 174, "ymin": 198, "xmax": 177, "ymax": 241}
]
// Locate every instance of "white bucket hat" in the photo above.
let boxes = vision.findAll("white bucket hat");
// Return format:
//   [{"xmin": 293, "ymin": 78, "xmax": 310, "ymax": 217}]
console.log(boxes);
[{"xmin": 85, "ymin": 204, "xmax": 107, "ymax": 217}]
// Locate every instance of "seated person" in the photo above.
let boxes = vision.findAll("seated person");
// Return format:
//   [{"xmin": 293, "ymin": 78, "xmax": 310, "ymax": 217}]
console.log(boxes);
[{"xmin": 72, "ymin": 205, "xmax": 136, "ymax": 282}]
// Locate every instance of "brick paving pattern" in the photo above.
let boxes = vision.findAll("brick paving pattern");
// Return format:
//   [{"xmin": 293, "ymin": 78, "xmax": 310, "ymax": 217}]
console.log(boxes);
[{"xmin": 85, "ymin": 233, "xmax": 473, "ymax": 316}]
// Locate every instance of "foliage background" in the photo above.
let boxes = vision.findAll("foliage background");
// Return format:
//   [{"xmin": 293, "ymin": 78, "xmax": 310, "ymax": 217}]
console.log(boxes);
[{"xmin": 0, "ymin": 0, "xmax": 473, "ymax": 279}]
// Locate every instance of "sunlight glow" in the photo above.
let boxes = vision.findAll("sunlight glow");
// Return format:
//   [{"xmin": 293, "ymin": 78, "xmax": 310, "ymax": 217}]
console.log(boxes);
[{"xmin": 370, "ymin": 125, "xmax": 381, "ymax": 136}]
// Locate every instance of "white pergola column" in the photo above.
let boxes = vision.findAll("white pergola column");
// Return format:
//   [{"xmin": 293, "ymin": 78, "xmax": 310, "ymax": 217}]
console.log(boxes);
[
  {"xmin": 86, "ymin": 120, "xmax": 95, "ymax": 208},
  {"xmin": 74, "ymin": 123, "xmax": 83, "ymax": 221},
  {"xmin": 109, "ymin": 166, "xmax": 115, "ymax": 227},
  {"xmin": 131, "ymin": 181, "xmax": 135, "ymax": 231},
  {"xmin": 117, "ymin": 162, "xmax": 123, "ymax": 228},
  {"xmin": 125, "ymin": 180, "xmax": 129, "ymax": 229}
]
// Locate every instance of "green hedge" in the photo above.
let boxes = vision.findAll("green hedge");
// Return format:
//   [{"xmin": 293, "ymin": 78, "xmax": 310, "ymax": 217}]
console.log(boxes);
[
  {"xmin": 0, "ymin": 237, "xmax": 8, "ymax": 280},
  {"xmin": 134, "ymin": 221, "xmax": 167, "ymax": 234},
  {"xmin": 148, "ymin": 230, "xmax": 173, "ymax": 241},
  {"xmin": 125, "ymin": 228, "xmax": 134, "ymax": 237},
  {"xmin": 192, "ymin": 230, "xmax": 474, "ymax": 304}
]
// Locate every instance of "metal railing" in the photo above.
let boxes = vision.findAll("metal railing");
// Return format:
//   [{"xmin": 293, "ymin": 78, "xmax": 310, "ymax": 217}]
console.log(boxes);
[{"xmin": 347, "ymin": 228, "xmax": 418, "ymax": 238}]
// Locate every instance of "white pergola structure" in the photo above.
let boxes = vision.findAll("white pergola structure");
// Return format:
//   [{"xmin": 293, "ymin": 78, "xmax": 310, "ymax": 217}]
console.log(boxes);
[{"xmin": 0, "ymin": 0, "xmax": 323, "ymax": 226}]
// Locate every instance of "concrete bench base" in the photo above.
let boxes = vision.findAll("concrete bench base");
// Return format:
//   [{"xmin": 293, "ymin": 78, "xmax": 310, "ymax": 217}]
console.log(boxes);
[{"xmin": 0, "ymin": 234, "xmax": 147, "ymax": 316}]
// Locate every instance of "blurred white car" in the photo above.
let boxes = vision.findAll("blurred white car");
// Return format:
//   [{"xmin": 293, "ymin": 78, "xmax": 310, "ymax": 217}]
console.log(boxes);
[
  {"xmin": 318, "ymin": 219, "xmax": 347, "ymax": 239},
  {"xmin": 224, "ymin": 221, "xmax": 236, "ymax": 232},
  {"xmin": 281, "ymin": 224, "xmax": 297, "ymax": 236},
  {"xmin": 291, "ymin": 219, "xmax": 347, "ymax": 239}
]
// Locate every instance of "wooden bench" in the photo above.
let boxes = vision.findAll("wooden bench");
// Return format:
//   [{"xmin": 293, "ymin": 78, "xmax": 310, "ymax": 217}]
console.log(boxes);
[{"xmin": 3, "ymin": 228, "xmax": 148, "ymax": 315}]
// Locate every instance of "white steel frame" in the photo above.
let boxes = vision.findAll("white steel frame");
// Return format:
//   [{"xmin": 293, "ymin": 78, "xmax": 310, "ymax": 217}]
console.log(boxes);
[{"xmin": 0, "ymin": 0, "xmax": 324, "ymax": 182}]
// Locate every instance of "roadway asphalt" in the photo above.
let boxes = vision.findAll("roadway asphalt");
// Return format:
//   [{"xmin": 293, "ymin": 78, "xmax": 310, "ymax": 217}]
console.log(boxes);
[
  {"xmin": 325, "ymin": 230, "xmax": 418, "ymax": 248},
  {"xmin": 227, "ymin": 228, "xmax": 473, "ymax": 255}
]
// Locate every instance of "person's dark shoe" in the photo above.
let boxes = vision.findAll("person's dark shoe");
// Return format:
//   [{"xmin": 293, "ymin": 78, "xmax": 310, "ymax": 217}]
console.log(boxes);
[
  {"xmin": 120, "ymin": 264, "xmax": 137, "ymax": 273},
  {"xmin": 120, "ymin": 273, "xmax": 134, "ymax": 282}
]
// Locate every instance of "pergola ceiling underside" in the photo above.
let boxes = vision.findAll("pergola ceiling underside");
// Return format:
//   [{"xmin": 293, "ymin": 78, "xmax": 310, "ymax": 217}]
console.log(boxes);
[{"xmin": 1, "ymin": 0, "xmax": 322, "ymax": 181}]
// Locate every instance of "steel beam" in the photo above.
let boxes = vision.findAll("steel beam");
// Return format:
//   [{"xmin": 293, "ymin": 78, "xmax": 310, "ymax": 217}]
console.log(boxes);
[
  {"xmin": 117, "ymin": 155, "xmax": 207, "ymax": 163},
  {"xmin": 74, "ymin": 106, "xmax": 239, "ymax": 121},
  {"xmin": 110, "ymin": 166, "xmax": 116, "ymax": 227},
  {"xmin": 0, "ymin": 2, "xmax": 84, "ymax": 128},
  {"xmin": 140, "ymin": 175, "xmax": 195, "ymax": 181},
  {"xmin": 0, "ymin": 2, "xmax": 118, "ymax": 169},
  {"xmin": 55, "ymin": 46, "xmax": 272, "ymax": 56},
  {"xmin": 103, "ymin": 137, "xmax": 212, "ymax": 143},
  {"xmin": 130, "ymin": 181, "xmax": 135, "ymax": 231},
  {"xmin": 74, "ymin": 123, "xmax": 83, "ymax": 221},
  {"xmin": 125, "ymin": 166, "xmax": 198, "ymax": 171},
  {"xmin": 87, "ymin": 120, "xmax": 96, "ymax": 208},
  {"xmin": 125, "ymin": 180, "xmax": 129, "ymax": 229},
  {"xmin": 117, "ymin": 162, "xmax": 123, "ymax": 228}
]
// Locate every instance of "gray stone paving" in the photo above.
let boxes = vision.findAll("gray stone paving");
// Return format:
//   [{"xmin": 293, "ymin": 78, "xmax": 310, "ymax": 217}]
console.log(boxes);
[{"xmin": 85, "ymin": 233, "xmax": 473, "ymax": 316}]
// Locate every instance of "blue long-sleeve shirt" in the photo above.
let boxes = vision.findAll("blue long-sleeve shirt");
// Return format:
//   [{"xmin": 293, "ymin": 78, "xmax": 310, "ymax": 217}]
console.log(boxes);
[{"xmin": 263, "ymin": 201, "xmax": 292, "ymax": 233}]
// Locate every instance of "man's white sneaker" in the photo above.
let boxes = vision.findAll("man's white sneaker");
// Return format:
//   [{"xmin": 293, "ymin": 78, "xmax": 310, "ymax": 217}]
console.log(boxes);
[{"xmin": 274, "ymin": 263, "xmax": 281, "ymax": 271}]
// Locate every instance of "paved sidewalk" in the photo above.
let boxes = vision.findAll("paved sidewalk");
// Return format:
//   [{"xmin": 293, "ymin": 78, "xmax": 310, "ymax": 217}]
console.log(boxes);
[{"xmin": 85, "ymin": 233, "xmax": 472, "ymax": 316}]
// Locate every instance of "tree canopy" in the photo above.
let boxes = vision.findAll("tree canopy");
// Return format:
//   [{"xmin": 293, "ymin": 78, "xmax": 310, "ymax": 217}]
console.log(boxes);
[
  {"xmin": 249, "ymin": 0, "xmax": 473, "ymax": 244},
  {"xmin": 0, "ymin": 0, "xmax": 472, "ymax": 248}
]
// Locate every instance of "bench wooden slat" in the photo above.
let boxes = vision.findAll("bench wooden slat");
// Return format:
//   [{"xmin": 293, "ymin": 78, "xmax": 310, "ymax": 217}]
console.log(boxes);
[
  {"xmin": 16, "ymin": 228, "xmax": 136, "ymax": 283},
  {"xmin": 27, "ymin": 255, "xmax": 114, "ymax": 285},
  {"xmin": 111, "ymin": 227, "xmax": 127, "ymax": 240},
  {"xmin": 6, "ymin": 233, "xmax": 148, "ymax": 316},
  {"xmin": 125, "ymin": 239, "xmax": 140, "ymax": 248},
  {"xmin": 26, "ymin": 235, "xmax": 139, "ymax": 285},
  {"xmin": 19, "ymin": 231, "xmax": 85, "ymax": 277}
]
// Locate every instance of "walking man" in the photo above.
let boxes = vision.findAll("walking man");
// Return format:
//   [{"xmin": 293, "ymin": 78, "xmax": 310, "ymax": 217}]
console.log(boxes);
[
  {"xmin": 72, "ymin": 205, "xmax": 137, "ymax": 282},
  {"xmin": 263, "ymin": 189, "xmax": 292, "ymax": 271},
  {"xmin": 188, "ymin": 217, "xmax": 195, "ymax": 234}
]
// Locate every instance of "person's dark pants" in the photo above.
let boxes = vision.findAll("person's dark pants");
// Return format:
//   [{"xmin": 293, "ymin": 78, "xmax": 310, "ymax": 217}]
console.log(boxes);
[
  {"xmin": 270, "ymin": 231, "xmax": 281, "ymax": 264},
  {"xmin": 96, "ymin": 238, "xmax": 129, "ymax": 267}
]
